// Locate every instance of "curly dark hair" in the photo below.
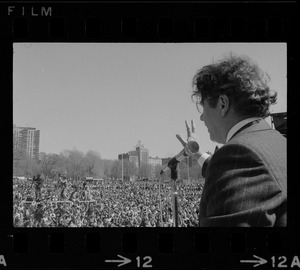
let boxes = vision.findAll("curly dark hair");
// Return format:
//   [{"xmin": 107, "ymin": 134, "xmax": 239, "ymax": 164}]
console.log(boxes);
[{"xmin": 192, "ymin": 53, "xmax": 277, "ymax": 118}]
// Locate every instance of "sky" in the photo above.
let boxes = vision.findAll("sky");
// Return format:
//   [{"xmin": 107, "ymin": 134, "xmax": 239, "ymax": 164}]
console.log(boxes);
[{"xmin": 13, "ymin": 43, "xmax": 287, "ymax": 160}]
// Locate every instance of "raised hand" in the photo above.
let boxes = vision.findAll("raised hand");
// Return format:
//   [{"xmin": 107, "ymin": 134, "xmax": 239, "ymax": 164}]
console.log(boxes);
[{"xmin": 176, "ymin": 120, "xmax": 200, "ymax": 149}]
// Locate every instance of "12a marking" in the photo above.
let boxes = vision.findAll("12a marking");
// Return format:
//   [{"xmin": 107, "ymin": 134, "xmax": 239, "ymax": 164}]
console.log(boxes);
[
  {"xmin": 271, "ymin": 256, "xmax": 300, "ymax": 268},
  {"xmin": 136, "ymin": 256, "xmax": 152, "ymax": 268}
]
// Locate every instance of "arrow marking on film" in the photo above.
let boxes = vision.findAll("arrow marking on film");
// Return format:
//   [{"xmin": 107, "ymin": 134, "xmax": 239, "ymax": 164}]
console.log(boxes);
[
  {"xmin": 240, "ymin": 255, "xmax": 268, "ymax": 267},
  {"xmin": 105, "ymin": 254, "xmax": 131, "ymax": 267}
]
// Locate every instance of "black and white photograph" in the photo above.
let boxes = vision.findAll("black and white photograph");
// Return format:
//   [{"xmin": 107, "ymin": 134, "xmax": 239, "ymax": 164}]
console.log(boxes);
[{"xmin": 12, "ymin": 43, "xmax": 287, "ymax": 227}]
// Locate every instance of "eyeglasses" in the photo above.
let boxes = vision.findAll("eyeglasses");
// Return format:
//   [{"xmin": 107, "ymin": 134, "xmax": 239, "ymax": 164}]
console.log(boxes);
[
  {"xmin": 195, "ymin": 96, "xmax": 218, "ymax": 114},
  {"xmin": 195, "ymin": 102, "xmax": 203, "ymax": 114},
  {"xmin": 192, "ymin": 95, "xmax": 204, "ymax": 114}
]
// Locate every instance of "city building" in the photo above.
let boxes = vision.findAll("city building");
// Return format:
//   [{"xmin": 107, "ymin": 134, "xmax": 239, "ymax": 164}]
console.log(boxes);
[
  {"xmin": 13, "ymin": 125, "xmax": 40, "ymax": 161},
  {"xmin": 149, "ymin": 156, "xmax": 162, "ymax": 167},
  {"xmin": 148, "ymin": 156, "xmax": 162, "ymax": 179},
  {"xmin": 118, "ymin": 152, "xmax": 138, "ymax": 181},
  {"xmin": 118, "ymin": 141, "xmax": 149, "ymax": 169},
  {"xmin": 135, "ymin": 140, "xmax": 149, "ymax": 165},
  {"xmin": 128, "ymin": 152, "xmax": 139, "ymax": 168},
  {"xmin": 118, "ymin": 140, "xmax": 150, "ymax": 178},
  {"xmin": 118, "ymin": 152, "xmax": 139, "ymax": 168},
  {"xmin": 118, "ymin": 153, "xmax": 129, "ymax": 161}
]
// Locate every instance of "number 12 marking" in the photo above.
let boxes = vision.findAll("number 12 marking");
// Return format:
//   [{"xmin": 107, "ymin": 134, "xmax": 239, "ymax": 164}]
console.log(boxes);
[{"xmin": 136, "ymin": 256, "xmax": 153, "ymax": 268}]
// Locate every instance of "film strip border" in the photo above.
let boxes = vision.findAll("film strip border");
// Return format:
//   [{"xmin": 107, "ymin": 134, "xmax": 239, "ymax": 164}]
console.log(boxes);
[
  {"xmin": 1, "ymin": 230, "xmax": 299, "ymax": 268},
  {"xmin": 1, "ymin": 1, "xmax": 298, "ymax": 269},
  {"xmin": 0, "ymin": 3, "xmax": 295, "ymax": 41}
]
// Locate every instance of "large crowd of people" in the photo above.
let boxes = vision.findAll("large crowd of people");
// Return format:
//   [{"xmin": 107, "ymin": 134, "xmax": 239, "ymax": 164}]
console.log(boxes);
[{"xmin": 13, "ymin": 177, "xmax": 203, "ymax": 227}]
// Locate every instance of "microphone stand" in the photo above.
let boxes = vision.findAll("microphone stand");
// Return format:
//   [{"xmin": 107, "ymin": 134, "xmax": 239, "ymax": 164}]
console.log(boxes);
[{"xmin": 169, "ymin": 161, "xmax": 179, "ymax": 227}]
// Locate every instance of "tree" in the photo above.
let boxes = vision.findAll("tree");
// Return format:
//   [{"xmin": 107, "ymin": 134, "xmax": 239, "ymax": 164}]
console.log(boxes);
[
  {"xmin": 13, "ymin": 127, "xmax": 24, "ymax": 175},
  {"xmin": 189, "ymin": 164, "xmax": 205, "ymax": 185},
  {"xmin": 153, "ymin": 165, "xmax": 163, "ymax": 180},
  {"xmin": 38, "ymin": 153, "xmax": 61, "ymax": 179},
  {"xmin": 18, "ymin": 154, "xmax": 37, "ymax": 177},
  {"xmin": 111, "ymin": 160, "xmax": 121, "ymax": 180},
  {"xmin": 61, "ymin": 149, "xmax": 84, "ymax": 181},
  {"xmin": 140, "ymin": 163, "xmax": 152, "ymax": 179},
  {"xmin": 13, "ymin": 130, "xmax": 21, "ymax": 162},
  {"xmin": 82, "ymin": 150, "xmax": 103, "ymax": 178},
  {"xmin": 102, "ymin": 159, "xmax": 113, "ymax": 180},
  {"xmin": 122, "ymin": 159, "xmax": 138, "ymax": 180},
  {"xmin": 153, "ymin": 164, "xmax": 172, "ymax": 181},
  {"xmin": 176, "ymin": 158, "xmax": 194, "ymax": 181}
]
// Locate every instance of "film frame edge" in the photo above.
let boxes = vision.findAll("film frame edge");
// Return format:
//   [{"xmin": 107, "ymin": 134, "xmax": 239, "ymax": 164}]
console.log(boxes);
[{"xmin": 1, "ymin": 1, "xmax": 298, "ymax": 269}]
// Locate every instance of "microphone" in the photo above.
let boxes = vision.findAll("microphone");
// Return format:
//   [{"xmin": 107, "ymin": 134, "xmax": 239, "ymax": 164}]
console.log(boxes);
[{"xmin": 160, "ymin": 141, "xmax": 199, "ymax": 175}]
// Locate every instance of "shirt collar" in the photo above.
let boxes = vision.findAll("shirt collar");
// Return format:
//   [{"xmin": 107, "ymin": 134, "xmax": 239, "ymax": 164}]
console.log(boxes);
[{"xmin": 226, "ymin": 117, "xmax": 261, "ymax": 143}]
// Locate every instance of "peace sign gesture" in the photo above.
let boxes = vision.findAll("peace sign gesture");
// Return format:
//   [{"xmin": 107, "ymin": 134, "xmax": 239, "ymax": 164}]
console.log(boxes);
[{"xmin": 176, "ymin": 120, "xmax": 200, "ymax": 155}]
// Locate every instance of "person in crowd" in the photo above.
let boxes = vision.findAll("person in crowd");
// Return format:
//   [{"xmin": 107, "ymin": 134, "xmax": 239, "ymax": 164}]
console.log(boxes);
[
  {"xmin": 70, "ymin": 185, "xmax": 80, "ymax": 201},
  {"xmin": 58, "ymin": 174, "xmax": 68, "ymax": 200},
  {"xmin": 30, "ymin": 174, "xmax": 43, "ymax": 201},
  {"xmin": 176, "ymin": 53, "xmax": 287, "ymax": 227},
  {"xmin": 34, "ymin": 203, "xmax": 44, "ymax": 227},
  {"xmin": 81, "ymin": 182, "xmax": 91, "ymax": 201}
]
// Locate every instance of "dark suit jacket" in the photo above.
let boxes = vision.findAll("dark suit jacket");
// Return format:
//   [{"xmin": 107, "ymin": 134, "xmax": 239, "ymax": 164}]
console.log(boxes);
[{"xmin": 199, "ymin": 119, "xmax": 287, "ymax": 227}]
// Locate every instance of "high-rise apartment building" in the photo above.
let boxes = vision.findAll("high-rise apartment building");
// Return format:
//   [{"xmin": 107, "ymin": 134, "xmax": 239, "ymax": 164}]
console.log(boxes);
[
  {"xmin": 13, "ymin": 126, "xmax": 40, "ymax": 161},
  {"xmin": 136, "ymin": 146, "xmax": 149, "ymax": 165}
]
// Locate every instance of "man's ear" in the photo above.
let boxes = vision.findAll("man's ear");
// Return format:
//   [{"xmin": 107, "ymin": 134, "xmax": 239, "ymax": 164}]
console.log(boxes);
[{"xmin": 218, "ymin": 95, "xmax": 230, "ymax": 117}]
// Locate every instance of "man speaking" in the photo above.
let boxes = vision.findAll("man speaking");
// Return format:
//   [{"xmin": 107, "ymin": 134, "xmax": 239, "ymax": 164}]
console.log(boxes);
[{"xmin": 176, "ymin": 53, "xmax": 287, "ymax": 227}]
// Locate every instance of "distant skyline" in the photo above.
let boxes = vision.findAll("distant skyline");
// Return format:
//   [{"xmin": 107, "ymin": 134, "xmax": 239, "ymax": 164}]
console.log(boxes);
[{"xmin": 13, "ymin": 43, "xmax": 287, "ymax": 160}]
